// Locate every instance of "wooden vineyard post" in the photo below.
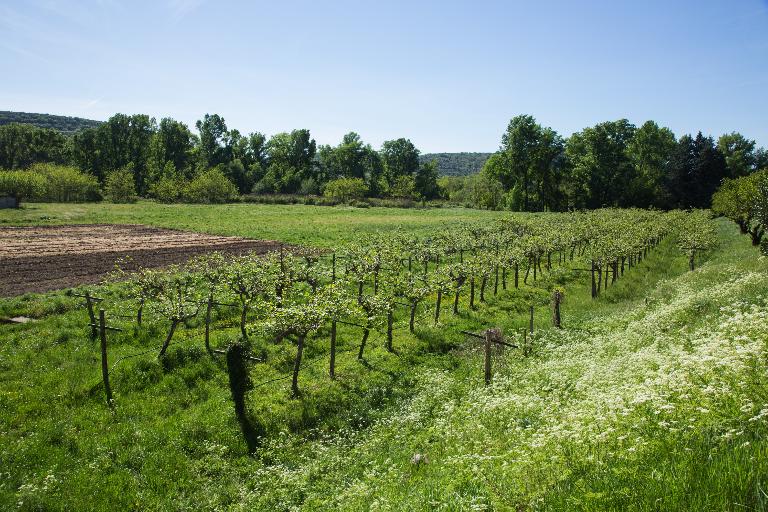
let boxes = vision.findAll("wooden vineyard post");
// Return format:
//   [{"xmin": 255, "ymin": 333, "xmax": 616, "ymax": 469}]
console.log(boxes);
[
  {"xmin": 469, "ymin": 277, "xmax": 476, "ymax": 310},
  {"xmin": 99, "ymin": 309, "xmax": 113, "ymax": 405},
  {"xmin": 591, "ymin": 260, "xmax": 597, "ymax": 299},
  {"xmin": 332, "ymin": 253, "xmax": 336, "ymax": 282},
  {"xmin": 291, "ymin": 335, "xmax": 305, "ymax": 398},
  {"xmin": 529, "ymin": 305, "xmax": 534, "ymax": 334},
  {"xmin": 483, "ymin": 328, "xmax": 502, "ymax": 386},
  {"xmin": 434, "ymin": 289, "xmax": 442, "ymax": 324},
  {"xmin": 137, "ymin": 297, "xmax": 144, "ymax": 327},
  {"xmin": 484, "ymin": 331, "xmax": 492, "ymax": 386},
  {"xmin": 85, "ymin": 292, "xmax": 97, "ymax": 338},
  {"xmin": 514, "ymin": 263, "xmax": 519, "ymax": 289},
  {"xmin": 386, "ymin": 309, "xmax": 394, "ymax": 352},
  {"xmin": 552, "ymin": 289, "xmax": 563, "ymax": 328},
  {"xmin": 330, "ymin": 320, "xmax": 337, "ymax": 379},
  {"xmin": 494, "ymin": 265, "xmax": 499, "ymax": 295},
  {"xmin": 205, "ymin": 294, "xmax": 213, "ymax": 353}
]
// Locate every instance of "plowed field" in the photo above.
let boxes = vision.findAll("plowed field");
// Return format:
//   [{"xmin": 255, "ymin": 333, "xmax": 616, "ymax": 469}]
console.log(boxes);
[{"xmin": 0, "ymin": 224, "xmax": 287, "ymax": 296}]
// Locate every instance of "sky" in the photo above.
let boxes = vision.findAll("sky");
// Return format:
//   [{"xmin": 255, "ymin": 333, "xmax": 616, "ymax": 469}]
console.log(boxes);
[{"xmin": 1, "ymin": 0, "xmax": 767, "ymax": 153}]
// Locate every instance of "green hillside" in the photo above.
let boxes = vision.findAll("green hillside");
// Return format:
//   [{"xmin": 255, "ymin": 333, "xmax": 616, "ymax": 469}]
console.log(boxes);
[
  {"xmin": 420, "ymin": 152, "xmax": 492, "ymax": 176},
  {"xmin": 0, "ymin": 111, "xmax": 102, "ymax": 134}
]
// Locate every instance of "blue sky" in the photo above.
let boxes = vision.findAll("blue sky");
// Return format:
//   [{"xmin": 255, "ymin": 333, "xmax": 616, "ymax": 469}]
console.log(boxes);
[{"xmin": 1, "ymin": 0, "xmax": 767, "ymax": 152}]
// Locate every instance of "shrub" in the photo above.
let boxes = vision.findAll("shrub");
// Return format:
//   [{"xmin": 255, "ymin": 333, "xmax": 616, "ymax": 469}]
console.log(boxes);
[
  {"xmin": 388, "ymin": 175, "xmax": 417, "ymax": 200},
  {"xmin": 0, "ymin": 170, "xmax": 46, "ymax": 207},
  {"xmin": 104, "ymin": 166, "xmax": 138, "ymax": 203},
  {"xmin": 149, "ymin": 175, "xmax": 187, "ymax": 203},
  {"xmin": 323, "ymin": 177, "xmax": 368, "ymax": 202},
  {"xmin": 29, "ymin": 163, "xmax": 101, "ymax": 202},
  {"xmin": 183, "ymin": 168, "xmax": 238, "ymax": 204}
]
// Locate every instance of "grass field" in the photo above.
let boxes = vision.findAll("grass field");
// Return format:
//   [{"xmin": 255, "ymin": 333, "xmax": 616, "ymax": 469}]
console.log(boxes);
[
  {"xmin": 1, "ymin": 203, "xmax": 767, "ymax": 511},
  {"xmin": 0, "ymin": 201, "xmax": 509, "ymax": 247}
]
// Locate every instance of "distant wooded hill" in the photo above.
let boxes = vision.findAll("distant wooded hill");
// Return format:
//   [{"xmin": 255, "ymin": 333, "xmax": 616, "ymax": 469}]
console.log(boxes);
[
  {"xmin": 0, "ymin": 111, "xmax": 102, "ymax": 134},
  {"xmin": 420, "ymin": 152, "xmax": 491, "ymax": 176}
]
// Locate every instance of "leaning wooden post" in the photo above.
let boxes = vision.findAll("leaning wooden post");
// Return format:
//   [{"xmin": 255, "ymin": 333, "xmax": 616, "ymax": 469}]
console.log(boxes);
[
  {"xmin": 484, "ymin": 330, "xmax": 492, "ymax": 386},
  {"xmin": 99, "ymin": 309, "xmax": 113, "ymax": 405},
  {"xmin": 329, "ymin": 320, "xmax": 337, "ymax": 379},
  {"xmin": 291, "ymin": 334, "xmax": 305, "ymax": 398},
  {"xmin": 85, "ymin": 292, "xmax": 97, "ymax": 338},
  {"xmin": 204, "ymin": 294, "xmax": 213, "ymax": 353}
]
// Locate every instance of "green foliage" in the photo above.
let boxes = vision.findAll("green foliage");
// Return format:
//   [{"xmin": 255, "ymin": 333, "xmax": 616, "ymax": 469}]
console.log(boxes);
[
  {"xmin": 414, "ymin": 159, "xmax": 439, "ymax": 200},
  {"xmin": 491, "ymin": 114, "xmax": 566, "ymax": 211},
  {"xmin": 0, "ymin": 170, "xmax": 46, "ymax": 205},
  {"xmin": 717, "ymin": 131, "xmax": 758, "ymax": 178},
  {"xmin": 2, "ymin": 110, "xmax": 765, "ymax": 212},
  {"xmin": 388, "ymin": 174, "xmax": 417, "ymax": 199},
  {"xmin": 441, "ymin": 172, "xmax": 505, "ymax": 209},
  {"xmin": 0, "ymin": 110, "xmax": 101, "ymax": 133},
  {"xmin": 566, "ymin": 119, "xmax": 637, "ymax": 209},
  {"xmin": 183, "ymin": 168, "xmax": 238, "ymax": 204},
  {"xmin": 149, "ymin": 174, "xmax": 186, "ymax": 203},
  {"xmin": 626, "ymin": 120, "xmax": 677, "ymax": 207},
  {"xmin": 323, "ymin": 177, "xmax": 368, "ymax": 202},
  {"xmin": 104, "ymin": 165, "xmax": 138, "ymax": 203},
  {"xmin": 381, "ymin": 138, "xmax": 420, "ymax": 188},
  {"xmin": 29, "ymin": 163, "xmax": 101, "ymax": 202},
  {"xmin": 712, "ymin": 169, "xmax": 767, "ymax": 247},
  {"xmin": 419, "ymin": 152, "xmax": 491, "ymax": 176},
  {"xmin": 0, "ymin": 123, "xmax": 70, "ymax": 169}
]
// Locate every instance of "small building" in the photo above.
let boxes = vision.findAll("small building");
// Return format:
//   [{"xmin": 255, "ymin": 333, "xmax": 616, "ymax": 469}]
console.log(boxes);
[{"xmin": 0, "ymin": 196, "xmax": 19, "ymax": 208}]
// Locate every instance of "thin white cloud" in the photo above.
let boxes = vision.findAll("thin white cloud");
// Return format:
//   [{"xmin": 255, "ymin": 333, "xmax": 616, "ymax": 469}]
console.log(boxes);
[
  {"xmin": 167, "ymin": 0, "xmax": 205, "ymax": 20},
  {"xmin": 0, "ymin": 42, "xmax": 53, "ymax": 65},
  {"xmin": 83, "ymin": 96, "xmax": 105, "ymax": 110}
]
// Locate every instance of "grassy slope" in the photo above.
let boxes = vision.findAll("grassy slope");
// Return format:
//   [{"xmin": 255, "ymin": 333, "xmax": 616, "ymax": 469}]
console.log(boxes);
[
  {"xmin": 0, "ymin": 205, "xmax": 766, "ymax": 511},
  {"xmin": 0, "ymin": 201, "xmax": 508, "ymax": 247}
]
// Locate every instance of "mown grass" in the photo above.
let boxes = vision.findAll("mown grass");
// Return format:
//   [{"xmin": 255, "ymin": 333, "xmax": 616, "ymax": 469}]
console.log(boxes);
[{"xmin": 1, "ymin": 207, "xmax": 766, "ymax": 511}]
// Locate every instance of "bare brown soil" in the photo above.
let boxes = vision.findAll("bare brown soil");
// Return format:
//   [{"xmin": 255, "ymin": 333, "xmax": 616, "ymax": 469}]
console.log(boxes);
[{"xmin": 0, "ymin": 224, "xmax": 288, "ymax": 297}]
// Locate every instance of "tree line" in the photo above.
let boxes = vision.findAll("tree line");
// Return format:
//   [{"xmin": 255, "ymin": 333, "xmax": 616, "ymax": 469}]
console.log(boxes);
[
  {"xmin": 0, "ymin": 113, "xmax": 440, "ymax": 202},
  {"xmin": 1, "ymin": 112, "xmax": 765, "ymax": 209},
  {"xmin": 443, "ymin": 115, "xmax": 767, "ymax": 211}
]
